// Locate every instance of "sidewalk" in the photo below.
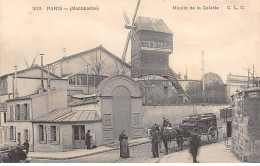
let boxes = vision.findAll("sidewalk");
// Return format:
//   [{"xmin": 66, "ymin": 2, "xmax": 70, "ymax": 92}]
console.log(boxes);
[
  {"xmin": 160, "ymin": 141, "xmax": 242, "ymax": 163},
  {"xmin": 28, "ymin": 137, "xmax": 150, "ymax": 160}
]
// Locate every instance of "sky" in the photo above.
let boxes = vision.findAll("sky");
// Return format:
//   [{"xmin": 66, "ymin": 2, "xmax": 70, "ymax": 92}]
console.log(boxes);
[{"xmin": 0, "ymin": 0, "xmax": 259, "ymax": 82}]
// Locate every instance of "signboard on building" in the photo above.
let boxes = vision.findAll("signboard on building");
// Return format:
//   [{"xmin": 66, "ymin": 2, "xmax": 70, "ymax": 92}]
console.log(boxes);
[{"xmin": 220, "ymin": 108, "xmax": 232, "ymax": 119}]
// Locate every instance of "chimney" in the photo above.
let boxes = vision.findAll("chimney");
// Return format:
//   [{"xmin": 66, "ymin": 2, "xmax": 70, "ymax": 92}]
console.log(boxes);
[
  {"xmin": 47, "ymin": 64, "xmax": 51, "ymax": 89},
  {"xmin": 40, "ymin": 54, "xmax": 44, "ymax": 89},
  {"xmin": 14, "ymin": 66, "xmax": 18, "ymax": 98},
  {"xmin": 178, "ymin": 72, "xmax": 182, "ymax": 79},
  {"xmin": 184, "ymin": 65, "xmax": 188, "ymax": 80}
]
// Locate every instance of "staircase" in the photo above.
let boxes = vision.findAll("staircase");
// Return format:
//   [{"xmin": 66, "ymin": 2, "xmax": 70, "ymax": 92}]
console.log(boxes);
[{"xmin": 162, "ymin": 67, "xmax": 191, "ymax": 101}]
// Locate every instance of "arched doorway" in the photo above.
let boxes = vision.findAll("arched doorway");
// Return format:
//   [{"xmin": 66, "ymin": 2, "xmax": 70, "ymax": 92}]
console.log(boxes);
[{"xmin": 112, "ymin": 86, "xmax": 131, "ymax": 140}]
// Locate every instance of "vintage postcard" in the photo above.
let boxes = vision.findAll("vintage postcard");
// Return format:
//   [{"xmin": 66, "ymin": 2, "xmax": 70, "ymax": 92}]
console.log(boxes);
[{"xmin": 0, "ymin": 0, "xmax": 259, "ymax": 163}]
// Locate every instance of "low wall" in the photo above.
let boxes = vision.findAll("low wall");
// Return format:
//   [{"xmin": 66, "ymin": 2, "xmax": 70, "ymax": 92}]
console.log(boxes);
[{"xmin": 142, "ymin": 104, "xmax": 230, "ymax": 138}]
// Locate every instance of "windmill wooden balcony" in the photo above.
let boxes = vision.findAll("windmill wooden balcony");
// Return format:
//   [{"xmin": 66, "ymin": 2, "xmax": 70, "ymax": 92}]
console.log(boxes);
[{"xmin": 140, "ymin": 41, "xmax": 173, "ymax": 53}]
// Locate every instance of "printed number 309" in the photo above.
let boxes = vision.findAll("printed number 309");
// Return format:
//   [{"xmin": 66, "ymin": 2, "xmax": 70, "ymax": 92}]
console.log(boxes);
[{"xmin": 32, "ymin": 7, "xmax": 42, "ymax": 10}]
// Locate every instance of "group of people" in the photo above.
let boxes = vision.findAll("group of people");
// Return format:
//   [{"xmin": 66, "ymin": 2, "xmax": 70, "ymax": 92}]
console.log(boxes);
[
  {"xmin": 118, "ymin": 117, "xmax": 200, "ymax": 163},
  {"xmin": 18, "ymin": 123, "xmax": 200, "ymax": 162}
]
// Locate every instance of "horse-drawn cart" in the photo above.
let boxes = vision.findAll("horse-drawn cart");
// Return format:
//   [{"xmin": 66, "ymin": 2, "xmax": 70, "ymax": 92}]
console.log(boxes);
[{"xmin": 179, "ymin": 113, "xmax": 219, "ymax": 143}]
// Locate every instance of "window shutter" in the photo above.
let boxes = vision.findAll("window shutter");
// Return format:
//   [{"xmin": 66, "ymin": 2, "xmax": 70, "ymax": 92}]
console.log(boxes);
[
  {"xmin": 28, "ymin": 130, "xmax": 30, "ymax": 141},
  {"xmin": 10, "ymin": 106, "xmax": 13, "ymax": 121},
  {"xmin": 27, "ymin": 104, "xmax": 31, "ymax": 120},
  {"xmin": 57, "ymin": 126, "xmax": 60, "ymax": 145},
  {"xmin": 20, "ymin": 104, "xmax": 24, "ymax": 121},
  {"xmin": 44, "ymin": 126, "xmax": 47, "ymax": 144},
  {"xmin": 15, "ymin": 105, "xmax": 17, "ymax": 121},
  {"xmin": 36, "ymin": 125, "xmax": 39, "ymax": 142},
  {"xmin": 14, "ymin": 127, "xmax": 16, "ymax": 141},
  {"xmin": 7, "ymin": 127, "xmax": 10, "ymax": 141},
  {"xmin": 47, "ymin": 126, "xmax": 51, "ymax": 143},
  {"xmin": 7, "ymin": 107, "xmax": 10, "ymax": 121},
  {"xmin": 23, "ymin": 129, "xmax": 26, "ymax": 141}
]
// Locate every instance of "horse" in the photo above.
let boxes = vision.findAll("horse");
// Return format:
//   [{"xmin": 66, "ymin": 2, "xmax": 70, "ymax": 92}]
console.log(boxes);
[{"xmin": 151, "ymin": 124, "xmax": 184, "ymax": 155}]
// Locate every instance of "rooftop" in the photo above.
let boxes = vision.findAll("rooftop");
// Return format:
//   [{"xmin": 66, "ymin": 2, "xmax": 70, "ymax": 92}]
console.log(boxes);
[
  {"xmin": 0, "ymin": 65, "xmax": 59, "ymax": 79},
  {"xmin": 33, "ymin": 107, "xmax": 101, "ymax": 123},
  {"xmin": 46, "ymin": 45, "xmax": 131, "ymax": 69},
  {"xmin": 135, "ymin": 16, "xmax": 172, "ymax": 34}
]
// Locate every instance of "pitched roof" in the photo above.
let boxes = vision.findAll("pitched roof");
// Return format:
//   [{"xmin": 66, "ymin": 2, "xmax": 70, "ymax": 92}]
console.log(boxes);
[
  {"xmin": 1, "ymin": 65, "xmax": 60, "ymax": 79},
  {"xmin": 136, "ymin": 16, "xmax": 172, "ymax": 34},
  {"xmin": 33, "ymin": 107, "xmax": 101, "ymax": 123},
  {"xmin": 69, "ymin": 99, "xmax": 99, "ymax": 107},
  {"xmin": 47, "ymin": 45, "xmax": 131, "ymax": 69}
]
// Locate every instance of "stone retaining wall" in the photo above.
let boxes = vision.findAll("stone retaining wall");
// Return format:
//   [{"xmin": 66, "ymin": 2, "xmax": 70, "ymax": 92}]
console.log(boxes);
[{"xmin": 141, "ymin": 104, "xmax": 229, "ymax": 139}]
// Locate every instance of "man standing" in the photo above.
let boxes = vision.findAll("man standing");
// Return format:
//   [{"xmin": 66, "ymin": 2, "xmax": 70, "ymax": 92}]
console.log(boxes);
[
  {"xmin": 23, "ymin": 140, "xmax": 29, "ymax": 154},
  {"xmin": 163, "ymin": 117, "xmax": 172, "ymax": 128},
  {"xmin": 85, "ymin": 130, "xmax": 92, "ymax": 149},
  {"xmin": 189, "ymin": 129, "xmax": 201, "ymax": 163},
  {"xmin": 151, "ymin": 129, "xmax": 160, "ymax": 158}
]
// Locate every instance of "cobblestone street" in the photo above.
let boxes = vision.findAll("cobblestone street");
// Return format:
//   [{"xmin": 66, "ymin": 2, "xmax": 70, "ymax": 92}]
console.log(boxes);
[
  {"xmin": 30, "ymin": 143, "xmax": 161, "ymax": 163},
  {"xmin": 30, "ymin": 139, "xmax": 224, "ymax": 163}
]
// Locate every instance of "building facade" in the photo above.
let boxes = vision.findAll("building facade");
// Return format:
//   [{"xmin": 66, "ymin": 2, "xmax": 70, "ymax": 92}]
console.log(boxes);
[
  {"xmin": 5, "ymin": 90, "xmax": 67, "ymax": 151},
  {"xmin": 226, "ymin": 73, "xmax": 260, "ymax": 102},
  {"xmin": 0, "ymin": 66, "xmax": 67, "ymax": 147},
  {"xmin": 46, "ymin": 45, "xmax": 131, "ymax": 78}
]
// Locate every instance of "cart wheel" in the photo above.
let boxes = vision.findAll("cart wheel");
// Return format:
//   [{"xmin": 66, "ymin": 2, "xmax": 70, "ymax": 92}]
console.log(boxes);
[{"xmin": 207, "ymin": 126, "xmax": 218, "ymax": 143}]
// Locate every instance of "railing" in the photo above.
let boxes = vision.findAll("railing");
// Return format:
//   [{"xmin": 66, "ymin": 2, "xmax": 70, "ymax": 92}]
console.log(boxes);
[{"xmin": 141, "ymin": 41, "xmax": 173, "ymax": 52}]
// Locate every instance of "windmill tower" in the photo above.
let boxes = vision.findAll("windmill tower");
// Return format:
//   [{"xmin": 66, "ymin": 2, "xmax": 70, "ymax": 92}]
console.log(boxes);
[{"xmin": 121, "ymin": 0, "xmax": 190, "ymax": 102}]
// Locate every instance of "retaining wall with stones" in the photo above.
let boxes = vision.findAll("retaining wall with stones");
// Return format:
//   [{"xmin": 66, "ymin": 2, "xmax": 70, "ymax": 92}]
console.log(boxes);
[
  {"xmin": 141, "ymin": 104, "xmax": 229, "ymax": 139},
  {"xmin": 231, "ymin": 89, "xmax": 260, "ymax": 162}
]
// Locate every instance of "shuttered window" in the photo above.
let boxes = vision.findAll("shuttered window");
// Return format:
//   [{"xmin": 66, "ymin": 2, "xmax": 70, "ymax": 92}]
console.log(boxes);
[
  {"xmin": 24, "ymin": 129, "xmax": 29, "ymax": 140},
  {"xmin": 51, "ymin": 126, "xmax": 57, "ymax": 142},
  {"xmin": 10, "ymin": 126, "xmax": 16, "ymax": 141},
  {"xmin": 10, "ymin": 105, "xmax": 13, "ymax": 121},
  {"xmin": 27, "ymin": 104, "xmax": 30, "ymax": 120},
  {"xmin": 15, "ymin": 104, "xmax": 20, "ymax": 121},
  {"xmin": 4, "ymin": 113, "xmax": 6, "ymax": 123},
  {"xmin": 10, "ymin": 126, "xmax": 14, "ymax": 140},
  {"xmin": 39, "ymin": 125, "xmax": 44, "ymax": 142}
]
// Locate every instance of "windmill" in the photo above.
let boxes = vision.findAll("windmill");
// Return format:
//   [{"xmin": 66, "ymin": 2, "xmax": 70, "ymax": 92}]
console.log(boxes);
[
  {"xmin": 120, "ymin": 1, "xmax": 190, "ymax": 103},
  {"xmin": 120, "ymin": 0, "xmax": 141, "ymax": 74},
  {"xmin": 24, "ymin": 52, "xmax": 39, "ymax": 69}
]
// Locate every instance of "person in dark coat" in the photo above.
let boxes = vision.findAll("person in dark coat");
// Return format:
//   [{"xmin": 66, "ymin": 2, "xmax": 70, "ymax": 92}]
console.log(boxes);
[
  {"xmin": 23, "ymin": 140, "xmax": 29, "ymax": 154},
  {"xmin": 189, "ymin": 129, "xmax": 201, "ymax": 163},
  {"xmin": 163, "ymin": 117, "xmax": 172, "ymax": 128},
  {"xmin": 151, "ymin": 128, "xmax": 160, "ymax": 158},
  {"xmin": 85, "ymin": 130, "xmax": 92, "ymax": 149},
  {"xmin": 118, "ymin": 130, "xmax": 130, "ymax": 158}
]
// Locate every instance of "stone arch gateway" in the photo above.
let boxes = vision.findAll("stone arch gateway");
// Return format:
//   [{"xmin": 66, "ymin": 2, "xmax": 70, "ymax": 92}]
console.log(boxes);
[{"xmin": 97, "ymin": 75, "xmax": 143, "ymax": 144}]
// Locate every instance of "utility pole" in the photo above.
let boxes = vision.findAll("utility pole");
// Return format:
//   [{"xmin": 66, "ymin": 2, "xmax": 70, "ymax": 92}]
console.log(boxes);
[
  {"xmin": 248, "ymin": 68, "xmax": 250, "ymax": 88},
  {"xmin": 14, "ymin": 66, "xmax": 18, "ymax": 98},
  {"xmin": 202, "ymin": 50, "xmax": 205, "ymax": 103},
  {"xmin": 253, "ymin": 65, "xmax": 255, "ymax": 87},
  {"xmin": 47, "ymin": 64, "xmax": 50, "ymax": 88},
  {"xmin": 40, "ymin": 54, "xmax": 44, "ymax": 89},
  {"xmin": 87, "ymin": 65, "xmax": 89, "ymax": 94}
]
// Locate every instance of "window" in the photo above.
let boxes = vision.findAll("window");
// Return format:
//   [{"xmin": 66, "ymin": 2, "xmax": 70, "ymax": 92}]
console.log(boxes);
[
  {"xmin": 80, "ymin": 125, "xmax": 85, "ymax": 140},
  {"xmin": 24, "ymin": 129, "xmax": 29, "ymax": 140},
  {"xmin": 15, "ymin": 104, "xmax": 20, "ymax": 121},
  {"xmin": 23, "ymin": 104, "xmax": 30, "ymax": 120},
  {"xmin": 10, "ymin": 126, "xmax": 15, "ymax": 141},
  {"xmin": 4, "ymin": 113, "xmax": 6, "ymax": 123},
  {"xmin": 39, "ymin": 125, "xmax": 44, "ymax": 142},
  {"xmin": 17, "ymin": 133, "xmax": 21, "ymax": 145},
  {"xmin": 10, "ymin": 105, "xmax": 14, "ymax": 121},
  {"xmin": 73, "ymin": 126, "xmax": 79, "ymax": 140},
  {"xmin": 50, "ymin": 126, "xmax": 57, "ymax": 142}
]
